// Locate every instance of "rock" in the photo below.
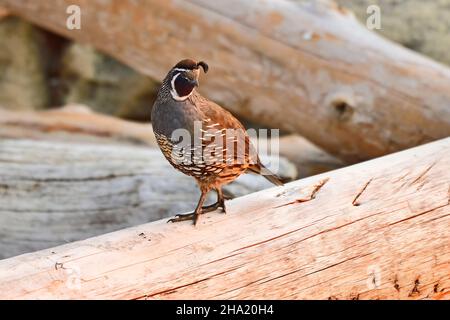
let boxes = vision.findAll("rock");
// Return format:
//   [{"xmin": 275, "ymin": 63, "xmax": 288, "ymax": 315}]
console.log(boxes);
[
  {"xmin": 335, "ymin": 0, "xmax": 450, "ymax": 66},
  {"xmin": 0, "ymin": 16, "xmax": 159, "ymax": 120},
  {"xmin": 60, "ymin": 43, "xmax": 159, "ymax": 120},
  {"xmin": 0, "ymin": 17, "xmax": 48, "ymax": 110}
]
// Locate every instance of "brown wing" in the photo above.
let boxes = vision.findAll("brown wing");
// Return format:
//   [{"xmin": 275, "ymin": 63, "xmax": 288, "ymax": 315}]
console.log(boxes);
[{"xmin": 193, "ymin": 95, "xmax": 259, "ymax": 168}]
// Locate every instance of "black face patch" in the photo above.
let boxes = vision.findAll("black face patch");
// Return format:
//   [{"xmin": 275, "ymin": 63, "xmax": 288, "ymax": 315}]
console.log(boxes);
[{"xmin": 174, "ymin": 73, "xmax": 196, "ymax": 98}]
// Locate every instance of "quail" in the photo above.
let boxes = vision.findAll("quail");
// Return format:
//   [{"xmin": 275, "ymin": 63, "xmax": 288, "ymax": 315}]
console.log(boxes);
[{"xmin": 151, "ymin": 59, "xmax": 283, "ymax": 225}]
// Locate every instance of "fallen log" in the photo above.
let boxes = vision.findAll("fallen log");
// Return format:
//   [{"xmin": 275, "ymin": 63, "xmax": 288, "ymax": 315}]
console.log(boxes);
[
  {"xmin": 0, "ymin": 138, "xmax": 448, "ymax": 299},
  {"xmin": 0, "ymin": 139, "xmax": 295, "ymax": 259},
  {"xmin": 0, "ymin": 105, "xmax": 158, "ymax": 146},
  {"xmin": 0, "ymin": 106, "xmax": 342, "ymax": 177},
  {"xmin": 2, "ymin": 0, "xmax": 450, "ymax": 162},
  {"xmin": 271, "ymin": 134, "xmax": 344, "ymax": 178}
]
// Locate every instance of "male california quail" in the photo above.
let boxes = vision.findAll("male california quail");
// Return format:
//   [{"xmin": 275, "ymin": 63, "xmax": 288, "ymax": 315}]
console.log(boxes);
[{"xmin": 152, "ymin": 59, "xmax": 283, "ymax": 225}]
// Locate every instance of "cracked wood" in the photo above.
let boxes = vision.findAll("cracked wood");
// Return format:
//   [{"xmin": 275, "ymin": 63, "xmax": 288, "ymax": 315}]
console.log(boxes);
[
  {"xmin": 1, "ymin": 0, "xmax": 450, "ymax": 162},
  {"xmin": 0, "ymin": 139, "xmax": 293, "ymax": 259},
  {"xmin": 0, "ymin": 138, "xmax": 448, "ymax": 299}
]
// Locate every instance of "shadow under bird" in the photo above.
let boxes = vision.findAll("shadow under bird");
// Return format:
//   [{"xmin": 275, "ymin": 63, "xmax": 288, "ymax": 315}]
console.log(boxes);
[{"xmin": 151, "ymin": 59, "xmax": 283, "ymax": 225}]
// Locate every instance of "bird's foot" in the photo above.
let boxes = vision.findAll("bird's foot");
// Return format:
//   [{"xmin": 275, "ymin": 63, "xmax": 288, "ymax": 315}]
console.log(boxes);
[
  {"xmin": 203, "ymin": 201, "xmax": 226, "ymax": 213},
  {"xmin": 167, "ymin": 201, "xmax": 226, "ymax": 225},
  {"xmin": 168, "ymin": 211, "xmax": 202, "ymax": 225},
  {"xmin": 167, "ymin": 212, "xmax": 197, "ymax": 224}
]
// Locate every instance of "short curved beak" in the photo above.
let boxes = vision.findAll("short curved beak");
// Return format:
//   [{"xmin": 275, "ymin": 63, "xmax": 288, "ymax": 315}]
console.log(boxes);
[{"xmin": 190, "ymin": 79, "xmax": 199, "ymax": 87}]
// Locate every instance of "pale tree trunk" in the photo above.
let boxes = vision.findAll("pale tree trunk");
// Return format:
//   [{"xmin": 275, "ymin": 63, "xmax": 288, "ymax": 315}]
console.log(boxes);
[
  {"xmin": 0, "ymin": 138, "xmax": 448, "ymax": 299},
  {"xmin": 0, "ymin": 138, "xmax": 296, "ymax": 259},
  {"xmin": 1, "ymin": 0, "xmax": 450, "ymax": 162},
  {"xmin": 0, "ymin": 105, "xmax": 341, "ymax": 177},
  {"xmin": 0, "ymin": 105, "xmax": 158, "ymax": 146}
]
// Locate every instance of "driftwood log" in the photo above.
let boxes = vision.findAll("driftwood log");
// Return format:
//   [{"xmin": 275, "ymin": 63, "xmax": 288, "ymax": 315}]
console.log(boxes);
[
  {"xmin": 0, "ymin": 139, "xmax": 295, "ymax": 259},
  {"xmin": 271, "ymin": 134, "xmax": 344, "ymax": 178},
  {"xmin": 0, "ymin": 138, "xmax": 448, "ymax": 299},
  {"xmin": 0, "ymin": 106, "xmax": 343, "ymax": 177},
  {"xmin": 0, "ymin": 105, "xmax": 158, "ymax": 146},
  {"xmin": 2, "ymin": 0, "xmax": 450, "ymax": 162}
]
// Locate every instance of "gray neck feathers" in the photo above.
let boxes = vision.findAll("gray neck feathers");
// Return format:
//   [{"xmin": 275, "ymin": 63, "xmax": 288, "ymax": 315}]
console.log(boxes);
[{"xmin": 155, "ymin": 71, "xmax": 174, "ymax": 103}]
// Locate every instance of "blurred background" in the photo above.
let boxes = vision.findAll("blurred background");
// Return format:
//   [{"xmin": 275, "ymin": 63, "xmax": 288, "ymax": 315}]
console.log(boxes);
[
  {"xmin": 1, "ymin": 0, "xmax": 450, "ymax": 116},
  {"xmin": 0, "ymin": 0, "xmax": 449, "ymax": 259}
]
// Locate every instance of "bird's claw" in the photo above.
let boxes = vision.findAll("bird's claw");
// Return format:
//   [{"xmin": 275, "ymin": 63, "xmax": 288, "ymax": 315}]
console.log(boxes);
[
  {"xmin": 167, "ymin": 201, "xmax": 227, "ymax": 225},
  {"xmin": 167, "ymin": 212, "xmax": 196, "ymax": 224}
]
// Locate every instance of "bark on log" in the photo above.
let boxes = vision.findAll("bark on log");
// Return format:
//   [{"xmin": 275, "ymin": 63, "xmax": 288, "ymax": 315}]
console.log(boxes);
[
  {"xmin": 0, "ymin": 138, "xmax": 448, "ymax": 299},
  {"xmin": 0, "ymin": 139, "xmax": 295, "ymax": 259},
  {"xmin": 2, "ymin": 0, "xmax": 450, "ymax": 162}
]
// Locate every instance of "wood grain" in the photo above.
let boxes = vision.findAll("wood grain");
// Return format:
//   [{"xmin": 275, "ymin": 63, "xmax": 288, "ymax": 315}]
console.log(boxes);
[
  {"xmin": 0, "ymin": 105, "xmax": 158, "ymax": 146},
  {"xmin": 0, "ymin": 138, "xmax": 448, "ymax": 299},
  {"xmin": 0, "ymin": 106, "xmax": 340, "ymax": 177},
  {"xmin": 2, "ymin": 0, "xmax": 450, "ymax": 162},
  {"xmin": 0, "ymin": 139, "xmax": 295, "ymax": 259}
]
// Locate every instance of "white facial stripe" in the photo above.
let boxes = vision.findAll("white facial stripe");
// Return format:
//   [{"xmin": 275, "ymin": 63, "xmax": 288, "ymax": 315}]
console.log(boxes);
[
  {"xmin": 170, "ymin": 72, "xmax": 193, "ymax": 101},
  {"xmin": 171, "ymin": 72, "xmax": 180, "ymax": 91},
  {"xmin": 173, "ymin": 68, "xmax": 189, "ymax": 72}
]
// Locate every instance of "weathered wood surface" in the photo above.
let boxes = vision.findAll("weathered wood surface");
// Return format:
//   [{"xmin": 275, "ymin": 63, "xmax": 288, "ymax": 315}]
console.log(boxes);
[
  {"xmin": 0, "ymin": 106, "xmax": 342, "ymax": 177},
  {"xmin": 0, "ymin": 139, "xmax": 295, "ymax": 259},
  {"xmin": 273, "ymin": 134, "xmax": 344, "ymax": 178},
  {"xmin": 2, "ymin": 0, "xmax": 450, "ymax": 162},
  {"xmin": 0, "ymin": 105, "xmax": 157, "ymax": 146},
  {"xmin": 0, "ymin": 138, "xmax": 448, "ymax": 299}
]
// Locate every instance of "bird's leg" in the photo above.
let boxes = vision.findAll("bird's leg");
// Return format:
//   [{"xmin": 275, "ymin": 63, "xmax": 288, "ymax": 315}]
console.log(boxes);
[
  {"xmin": 197, "ymin": 189, "xmax": 222, "ymax": 213},
  {"xmin": 216, "ymin": 187, "xmax": 226, "ymax": 213},
  {"xmin": 168, "ymin": 187, "xmax": 230, "ymax": 224},
  {"xmin": 199, "ymin": 188, "xmax": 227, "ymax": 213},
  {"xmin": 168, "ymin": 190, "xmax": 208, "ymax": 225}
]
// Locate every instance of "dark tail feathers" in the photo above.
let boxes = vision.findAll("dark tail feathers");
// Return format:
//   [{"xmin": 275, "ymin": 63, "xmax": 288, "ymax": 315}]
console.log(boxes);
[{"xmin": 249, "ymin": 163, "xmax": 284, "ymax": 186}]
